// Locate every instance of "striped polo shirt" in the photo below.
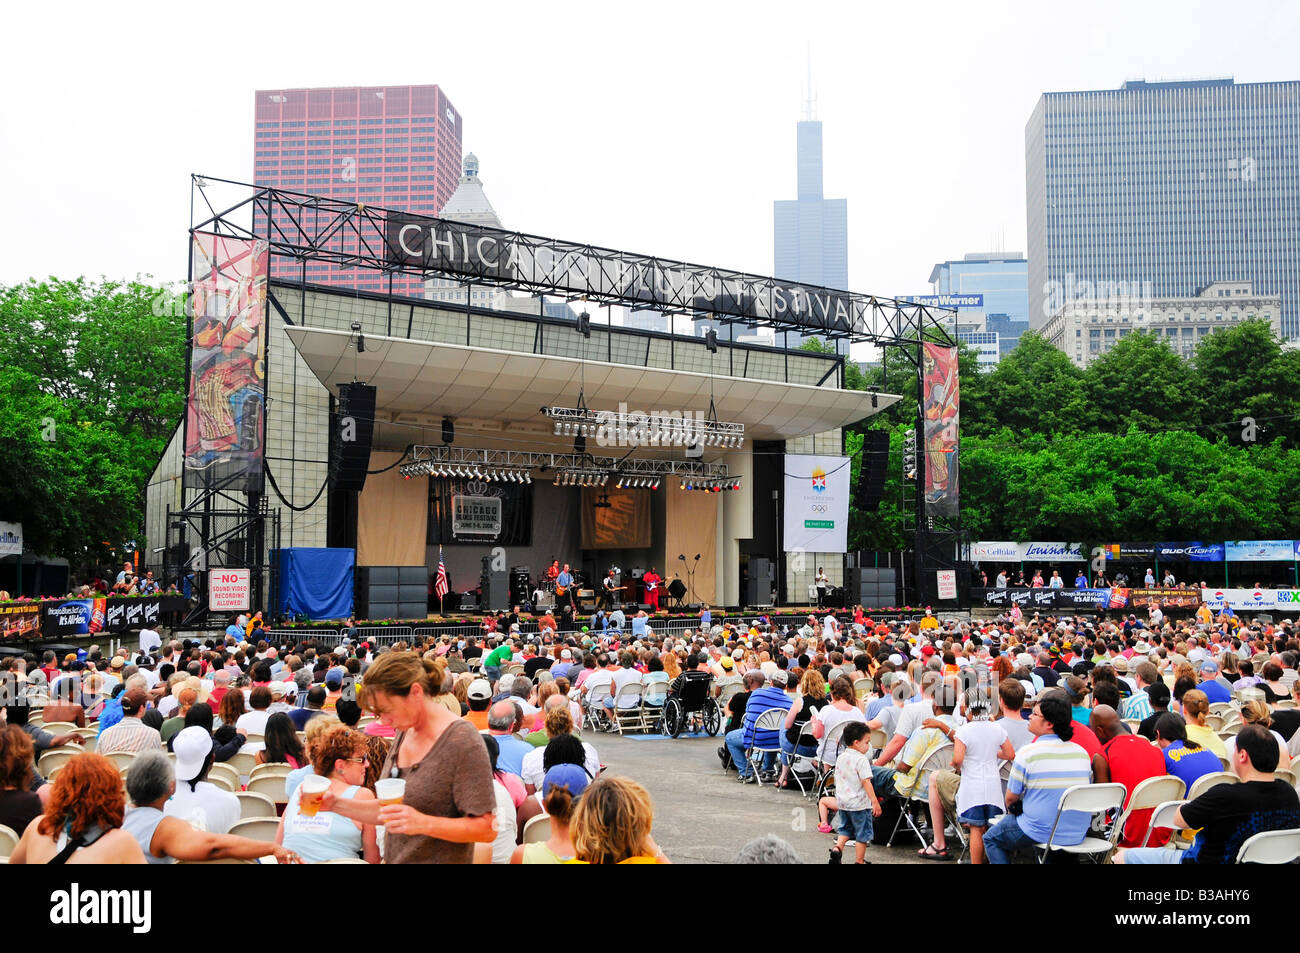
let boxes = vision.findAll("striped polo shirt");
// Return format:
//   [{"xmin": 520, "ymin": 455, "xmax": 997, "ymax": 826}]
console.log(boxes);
[{"xmin": 1007, "ymin": 733, "xmax": 1093, "ymax": 842}]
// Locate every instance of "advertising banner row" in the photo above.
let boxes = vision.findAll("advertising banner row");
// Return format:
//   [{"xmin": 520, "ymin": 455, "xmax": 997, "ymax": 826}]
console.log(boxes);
[
  {"xmin": 1199, "ymin": 588, "xmax": 1300, "ymax": 611},
  {"xmin": 973, "ymin": 540, "xmax": 1300, "ymax": 563},
  {"xmin": 973, "ymin": 587, "xmax": 1202, "ymax": 612},
  {"xmin": 0, "ymin": 596, "xmax": 188, "ymax": 641}
]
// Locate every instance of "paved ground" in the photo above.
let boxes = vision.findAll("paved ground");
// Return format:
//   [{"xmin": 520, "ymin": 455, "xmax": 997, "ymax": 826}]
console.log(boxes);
[{"xmin": 588, "ymin": 729, "xmax": 934, "ymax": 864}]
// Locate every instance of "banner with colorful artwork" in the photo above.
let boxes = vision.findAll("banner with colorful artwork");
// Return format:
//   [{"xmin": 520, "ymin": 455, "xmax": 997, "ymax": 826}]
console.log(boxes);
[
  {"xmin": 921, "ymin": 343, "xmax": 959, "ymax": 518},
  {"xmin": 0, "ymin": 604, "xmax": 42, "ymax": 640},
  {"xmin": 183, "ymin": 233, "xmax": 269, "ymax": 494}
]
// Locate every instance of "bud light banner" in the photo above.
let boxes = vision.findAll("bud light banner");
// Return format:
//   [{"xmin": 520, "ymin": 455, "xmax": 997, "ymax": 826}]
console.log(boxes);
[
  {"xmin": 184, "ymin": 233, "xmax": 269, "ymax": 495},
  {"xmin": 1156, "ymin": 542, "xmax": 1225, "ymax": 562},
  {"xmin": 1224, "ymin": 540, "xmax": 1296, "ymax": 562},
  {"xmin": 921, "ymin": 343, "xmax": 959, "ymax": 519}
]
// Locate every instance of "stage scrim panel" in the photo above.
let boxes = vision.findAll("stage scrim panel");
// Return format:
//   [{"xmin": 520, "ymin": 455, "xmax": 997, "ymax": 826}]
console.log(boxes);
[
  {"xmin": 580, "ymin": 487, "xmax": 650, "ymax": 550},
  {"xmin": 663, "ymin": 491, "xmax": 717, "ymax": 605},
  {"xmin": 358, "ymin": 451, "xmax": 428, "ymax": 566}
]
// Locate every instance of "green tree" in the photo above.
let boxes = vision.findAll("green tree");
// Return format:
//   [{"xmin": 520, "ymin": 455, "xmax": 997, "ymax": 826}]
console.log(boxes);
[
  {"xmin": 0, "ymin": 277, "xmax": 186, "ymax": 564},
  {"xmin": 1083, "ymin": 332, "xmax": 1202, "ymax": 432},
  {"xmin": 984, "ymin": 332, "xmax": 1087, "ymax": 435},
  {"xmin": 1192, "ymin": 319, "xmax": 1300, "ymax": 445}
]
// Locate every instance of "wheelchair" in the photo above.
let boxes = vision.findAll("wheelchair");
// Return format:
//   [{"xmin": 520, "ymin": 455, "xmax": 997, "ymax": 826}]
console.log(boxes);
[{"xmin": 660, "ymin": 673, "xmax": 721, "ymax": 738}]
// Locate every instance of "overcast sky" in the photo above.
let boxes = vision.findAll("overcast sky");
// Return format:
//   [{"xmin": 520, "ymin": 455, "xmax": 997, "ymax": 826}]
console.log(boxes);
[{"xmin": 2, "ymin": 0, "xmax": 1296, "ymax": 307}]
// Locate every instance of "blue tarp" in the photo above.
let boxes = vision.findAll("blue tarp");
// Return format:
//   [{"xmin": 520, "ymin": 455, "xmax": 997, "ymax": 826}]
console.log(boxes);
[{"xmin": 273, "ymin": 548, "xmax": 354, "ymax": 621}]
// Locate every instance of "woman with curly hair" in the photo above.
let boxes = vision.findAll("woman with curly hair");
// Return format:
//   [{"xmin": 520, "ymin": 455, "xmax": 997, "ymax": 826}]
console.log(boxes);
[
  {"xmin": 565, "ymin": 775, "xmax": 669, "ymax": 864},
  {"xmin": 9, "ymin": 753, "xmax": 145, "ymax": 863}
]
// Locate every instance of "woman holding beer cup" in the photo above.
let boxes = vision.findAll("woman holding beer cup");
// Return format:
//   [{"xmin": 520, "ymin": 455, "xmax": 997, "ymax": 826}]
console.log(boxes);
[
  {"xmin": 277, "ymin": 726, "xmax": 379, "ymax": 864},
  {"xmin": 322, "ymin": 652, "xmax": 496, "ymax": 864}
]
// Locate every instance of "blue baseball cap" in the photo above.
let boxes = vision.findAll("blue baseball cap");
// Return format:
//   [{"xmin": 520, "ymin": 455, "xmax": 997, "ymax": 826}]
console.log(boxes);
[{"xmin": 542, "ymin": 763, "xmax": 591, "ymax": 799}]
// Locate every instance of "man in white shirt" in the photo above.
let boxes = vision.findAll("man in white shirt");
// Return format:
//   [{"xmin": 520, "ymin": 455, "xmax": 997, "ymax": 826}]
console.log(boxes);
[
  {"xmin": 139, "ymin": 625, "xmax": 162, "ymax": 656},
  {"xmin": 165, "ymin": 727, "xmax": 240, "ymax": 834}
]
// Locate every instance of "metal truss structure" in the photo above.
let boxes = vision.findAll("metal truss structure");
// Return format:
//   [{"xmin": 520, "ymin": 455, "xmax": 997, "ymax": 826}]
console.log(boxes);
[
  {"xmin": 191, "ymin": 175, "xmax": 956, "ymax": 353},
  {"xmin": 400, "ymin": 445, "xmax": 730, "ymax": 483}
]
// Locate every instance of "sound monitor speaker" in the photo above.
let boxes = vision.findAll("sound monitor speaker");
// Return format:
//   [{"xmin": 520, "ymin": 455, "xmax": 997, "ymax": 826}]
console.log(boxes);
[
  {"xmin": 855, "ymin": 430, "xmax": 890, "ymax": 511},
  {"xmin": 330, "ymin": 382, "xmax": 377, "ymax": 494},
  {"xmin": 484, "ymin": 570, "xmax": 510, "ymax": 611}
]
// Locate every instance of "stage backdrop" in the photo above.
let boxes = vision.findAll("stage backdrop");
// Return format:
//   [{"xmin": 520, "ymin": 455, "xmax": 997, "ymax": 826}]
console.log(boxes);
[
  {"xmin": 183, "ymin": 232, "xmax": 269, "ymax": 494},
  {"xmin": 358, "ymin": 451, "xmax": 428, "ymax": 566},
  {"xmin": 664, "ymin": 490, "xmax": 717, "ymax": 605},
  {"xmin": 581, "ymin": 487, "xmax": 651, "ymax": 550},
  {"xmin": 783, "ymin": 455, "xmax": 850, "ymax": 554}
]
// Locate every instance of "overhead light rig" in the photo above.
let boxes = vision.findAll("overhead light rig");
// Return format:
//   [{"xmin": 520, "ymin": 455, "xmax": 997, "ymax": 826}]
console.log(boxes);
[
  {"xmin": 398, "ymin": 445, "xmax": 733, "ymax": 490},
  {"xmin": 540, "ymin": 405, "xmax": 744, "ymax": 448}
]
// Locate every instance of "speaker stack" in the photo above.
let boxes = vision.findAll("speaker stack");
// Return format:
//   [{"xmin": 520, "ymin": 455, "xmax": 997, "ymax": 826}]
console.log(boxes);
[
  {"xmin": 745, "ymin": 557, "xmax": 774, "ymax": 606},
  {"xmin": 509, "ymin": 567, "xmax": 532, "ymax": 607},
  {"xmin": 855, "ymin": 430, "xmax": 890, "ymax": 511},
  {"xmin": 355, "ymin": 566, "xmax": 426, "ymax": 620},
  {"xmin": 845, "ymin": 567, "xmax": 898, "ymax": 609},
  {"xmin": 330, "ymin": 382, "xmax": 377, "ymax": 493}
]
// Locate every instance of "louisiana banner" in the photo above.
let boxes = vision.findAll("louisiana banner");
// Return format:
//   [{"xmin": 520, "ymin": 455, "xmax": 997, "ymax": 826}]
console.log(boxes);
[
  {"xmin": 183, "ymin": 233, "xmax": 269, "ymax": 494},
  {"xmin": 921, "ymin": 343, "xmax": 959, "ymax": 518}
]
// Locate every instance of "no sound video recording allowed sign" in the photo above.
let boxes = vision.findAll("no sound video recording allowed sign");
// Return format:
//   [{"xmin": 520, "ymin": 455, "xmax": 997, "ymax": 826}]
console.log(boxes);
[{"xmin": 209, "ymin": 568, "xmax": 251, "ymax": 612}]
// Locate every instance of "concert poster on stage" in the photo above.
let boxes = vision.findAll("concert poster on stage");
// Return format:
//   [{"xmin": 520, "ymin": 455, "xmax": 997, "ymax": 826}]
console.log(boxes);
[
  {"xmin": 183, "ymin": 233, "xmax": 269, "ymax": 494},
  {"xmin": 921, "ymin": 342, "xmax": 959, "ymax": 518}
]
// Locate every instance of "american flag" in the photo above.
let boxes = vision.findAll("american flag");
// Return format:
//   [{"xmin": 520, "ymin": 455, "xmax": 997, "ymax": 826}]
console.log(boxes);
[{"xmin": 434, "ymin": 546, "xmax": 449, "ymax": 601}]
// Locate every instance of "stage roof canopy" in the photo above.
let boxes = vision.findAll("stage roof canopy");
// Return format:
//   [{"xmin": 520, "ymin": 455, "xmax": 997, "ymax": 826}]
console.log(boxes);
[{"xmin": 284, "ymin": 325, "xmax": 900, "ymax": 441}]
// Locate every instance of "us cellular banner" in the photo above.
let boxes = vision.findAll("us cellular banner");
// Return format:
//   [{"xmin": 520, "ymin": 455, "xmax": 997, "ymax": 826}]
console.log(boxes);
[
  {"xmin": 784, "ymin": 455, "xmax": 850, "ymax": 554},
  {"xmin": 184, "ymin": 233, "xmax": 269, "ymax": 494},
  {"xmin": 921, "ymin": 343, "xmax": 959, "ymax": 518}
]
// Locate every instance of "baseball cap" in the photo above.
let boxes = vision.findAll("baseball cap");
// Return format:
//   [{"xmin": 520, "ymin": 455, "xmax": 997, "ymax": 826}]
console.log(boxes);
[
  {"xmin": 770, "ymin": 670, "xmax": 789, "ymax": 687},
  {"xmin": 720, "ymin": 656, "xmax": 734, "ymax": 670},
  {"xmin": 120, "ymin": 690, "xmax": 148, "ymax": 716},
  {"xmin": 173, "ymin": 726, "xmax": 213, "ymax": 782},
  {"xmin": 109, "ymin": 656, "xmax": 125, "ymax": 670},
  {"xmin": 543, "ymin": 763, "xmax": 591, "ymax": 799},
  {"xmin": 467, "ymin": 678, "xmax": 492, "ymax": 701}
]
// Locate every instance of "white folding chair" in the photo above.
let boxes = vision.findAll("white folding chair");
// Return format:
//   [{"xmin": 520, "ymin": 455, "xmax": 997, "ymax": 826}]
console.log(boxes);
[
  {"xmin": 853, "ymin": 677, "xmax": 875, "ymax": 702},
  {"xmin": 522, "ymin": 814, "xmax": 551, "ymax": 844},
  {"xmin": 610, "ymin": 683, "xmax": 645, "ymax": 734},
  {"xmin": 38, "ymin": 748, "xmax": 80, "ymax": 780},
  {"xmin": 235, "ymin": 790, "xmax": 279, "ymax": 819},
  {"xmin": 226, "ymin": 817, "xmax": 280, "ymax": 842},
  {"xmin": 1235, "ymin": 828, "xmax": 1300, "ymax": 863},
  {"xmin": 0, "ymin": 823, "xmax": 18, "ymax": 859},
  {"xmin": 208, "ymin": 761, "xmax": 242, "ymax": 791},
  {"xmin": 582, "ymin": 678, "xmax": 614, "ymax": 733},
  {"xmin": 1034, "ymin": 783, "xmax": 1127, "ymax": 863},
  {"xmin": 1107, "ymin": 775, "xmax": 1186, "ymax": 856},
  {"xmin": 639, "ymin": 680, "xmax": 669, "ymax": 732},
  {"xmin": 245, "ymin": 774, "xmax": 289, "ymax": 807},
  {"xmin": 785, "ymin": 719, "xmax": 820, "ymax": 795},
  {"xmin": 249, "ymin": 762, "xmax": 293, "ymax": 784},
  {"xmin": 1187, "ymin": 771, "xmax": 1238, "ymax": 801},
  {"xmin": 746, "ymin": 708, "xmax": 788, "ymax": 786},
  {"xmin": 1139, "ymin": 799, "xmax": 1189, "ymax": 849},
  {"xmin": 886, "ymin": 742, "xmax": 955, "ymax": 848}
]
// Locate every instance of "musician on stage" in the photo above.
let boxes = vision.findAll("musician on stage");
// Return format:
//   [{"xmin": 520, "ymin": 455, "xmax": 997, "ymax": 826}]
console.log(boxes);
[
  {"xmin": 545, "ymin": 559, "xmax": 560, "ymax": 583},
  {"xmin": 597, "ymin": 568, "xmax": 620, "ymax": 612},
  {"xmin": 642, "ymin": 566, "xmax": 662, "ymax": 612},
  {"xmin": 555, "ymin": 562, "xmax": 576, "ymax": 610}
]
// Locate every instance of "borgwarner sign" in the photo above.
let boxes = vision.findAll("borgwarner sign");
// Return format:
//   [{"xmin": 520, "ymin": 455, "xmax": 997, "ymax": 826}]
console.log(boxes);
[{"xmin": 387, "ymin": 214, "xmax": 874, "ymax": 335}]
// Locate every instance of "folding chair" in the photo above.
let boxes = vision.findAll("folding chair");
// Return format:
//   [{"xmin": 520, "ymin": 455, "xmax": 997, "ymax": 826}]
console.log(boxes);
[
  {"xmin": 245, "ymin": 774, "xmax": 289, "ymax": 809},
  {"xmin": 810, "ymin": 720, "xmax": 853, "ymax": 801},
  {"xmin": 853, "ymin": 678, "xmax": 875, "ymax": 702},
  {"xmin": 1139, "ymin": 800, "xmax": 1189, "ymax": 849},
  {"xmin": 1187, "ymin": 771, "xmax": 1238, "ymax": 801},
  {"xmin": 785, "ymin": 719, "xmax": 821, "ymax": 795},
  {"xmin": 886, "ymin": 743, "xmax": 955, "ymax": 848},
  {"xmin": 610, "ymin": 683, "xmax": 645, "ymax": 734},
  {"xmin": 1235, "ymin": 828, "xmax": 1300, "ymax": 864},
  {"xmin": 226, "ymin": 817, "xmax": 280, "ymax": 842},
  {"xmin": 226, "ymin": 750, "xmax": 259, "ymax": 781},
  {"xmin": 37, "ymin": 748, "xmax": 80, "ymax": 780},
  {"xmin": 0, "ymin": 823, "xmax": 18, "ymax": 859},
  {"xmin": 746, "ymin": 709, "xmax": 788, "ymax": 786},
  {"xmin": 522, "ymin": 815, "xmax": 551, "ymax": 844},
  {"xmin": 249, "ymin": 762, "xmax": 293, "ymax": 784},
  {"xmin": 640, "ymin": 680, "xmax": 669, "ymax": 732},
  {"xmin": 1106, "ymin": 775, "xmax": 1186, "ymax": 858},
  {"xmin": 1033, "ymin": 783, "xmax": 1127, "ymax": 863},
  {"xmin": 1274, "ymin": 768, "xmax": 1298, "ymax": 787},
  {"xmin": 39, "ymin": 722, "xmax": 78, "ymax": 734},
  {"xmin": 582, "ymin": 677, "xmax": 614, "ymax": 733},
  {"xmin": 716, "ymin": 683, "xmax": 743, "ymax": 716},
  {"xmin": 208, "ymin": 762, "xmax": 242, "ymax": 791},
  {"xmin": 236, "ymin": 790, "xmax": 279, "ymax": 819},
  {"xmin": 104, "ymin": 751, "xmax": 137, "ymax": 773}
]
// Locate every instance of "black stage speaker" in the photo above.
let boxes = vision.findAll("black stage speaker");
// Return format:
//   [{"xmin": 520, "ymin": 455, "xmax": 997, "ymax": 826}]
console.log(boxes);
[
  {"xmin": 483, "ymin": 570, "xmax": 509, "ymax": 611},
  {"xmin": 330, "ymin": 382, "xmax": 377, "ymax": 493},
  {"xmin": 856, "ymin": 430, "xmax": 890, "ymax": 511}
]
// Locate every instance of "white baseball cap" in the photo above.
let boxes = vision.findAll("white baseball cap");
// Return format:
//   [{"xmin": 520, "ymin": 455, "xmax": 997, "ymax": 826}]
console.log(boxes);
[{"xmin": 173, "ymin": 726, "xmax": 213, "ymax": 782}]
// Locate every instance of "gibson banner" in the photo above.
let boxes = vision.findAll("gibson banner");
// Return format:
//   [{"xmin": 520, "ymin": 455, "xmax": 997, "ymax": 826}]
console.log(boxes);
[
  {"xmin": 921, "ymin": 343, "xmax": 959, "ymax": 518},
  {"xmin": 184, "ymin": 233, "xmax": 269, "ymax": 494}
]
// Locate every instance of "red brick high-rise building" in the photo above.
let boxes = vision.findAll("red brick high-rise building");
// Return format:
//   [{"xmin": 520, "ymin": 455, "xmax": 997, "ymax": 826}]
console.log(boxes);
[{"xmin": 253, "ymin": 85, "xmax": 462, "ymax": 296}]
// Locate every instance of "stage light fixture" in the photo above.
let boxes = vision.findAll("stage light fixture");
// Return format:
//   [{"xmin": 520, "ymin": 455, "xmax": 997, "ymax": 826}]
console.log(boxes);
[
  {"xmin": 554, "ymin": 421, "xmax": 563, "ymax": 435},
  {"xmin": 576, "ymin": 310, "xmax": 591, "ymax": 338},
  {"xmin": 441, "ymin": 416, "xmax": 454, "ymax": 445},
  {"xmin": 704, "ymin": 328, "xmax": 718, "ymax": 353}
]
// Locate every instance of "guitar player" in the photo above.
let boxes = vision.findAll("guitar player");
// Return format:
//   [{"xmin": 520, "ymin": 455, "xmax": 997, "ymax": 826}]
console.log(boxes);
[
  {"xmin": 554, "ymin": 562, "xmax": 576, "ymax": 610},
  {"xmin": 642, "ymin": 566, "xmax": 662, "ymax": 612},
  {"xmin": 597, "ymin": 568, "xmax": 626, "ymax": 612}
]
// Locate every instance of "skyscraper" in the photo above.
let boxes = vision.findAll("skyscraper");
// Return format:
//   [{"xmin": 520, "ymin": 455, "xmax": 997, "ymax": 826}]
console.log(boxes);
[
  {"xmin": 1026, "ymin": 78, "xmax": 1300, "ymax": 338},
  {"xmin": 253, "ymin": 85, "xmax": 463, "ymax": 297},
  {"xmin": 929, "ymin": 252, "xmax": 1030, "ymax": 358},
  {"xmin": 774, "ymin": 108, "xmax": 848, "ymax": 351}
]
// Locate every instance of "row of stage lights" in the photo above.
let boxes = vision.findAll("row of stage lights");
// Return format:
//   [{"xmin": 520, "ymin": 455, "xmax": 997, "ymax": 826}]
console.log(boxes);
[
  {"xmin": 400, "ymin": 461, "xmax": 533, "ymax": 483},
  {"xmin": 554, "ymin": 470, "xmax": 609, "ymax": 487},
  {"xmin": 679, "ymin": 478, "xmax": 743, "ymax": 492},
  {"xmin": 549, "ymin": 418, "xmax": 744, "ymax": 449},
  {"xmin": 614, "ymin": 476, "xmax": 661, "ymax": 489}
]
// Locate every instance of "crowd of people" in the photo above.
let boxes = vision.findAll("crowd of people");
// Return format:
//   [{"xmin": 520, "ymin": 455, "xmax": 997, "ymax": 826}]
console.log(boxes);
[{"xmin": 2, "ymin": 599, "xmax": 1299, "ymax": 864}]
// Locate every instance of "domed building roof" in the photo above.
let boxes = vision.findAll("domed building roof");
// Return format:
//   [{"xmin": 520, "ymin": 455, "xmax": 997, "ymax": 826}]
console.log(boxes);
[{"xmin": 438, "ymin": 152, "xmax": 500, "ymax": 227}]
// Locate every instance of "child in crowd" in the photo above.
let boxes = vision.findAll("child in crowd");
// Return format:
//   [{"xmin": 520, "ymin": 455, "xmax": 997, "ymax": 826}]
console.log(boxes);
[{"xmin": 828, "ymin": 721, "xmax": 882, "ymax": 864}]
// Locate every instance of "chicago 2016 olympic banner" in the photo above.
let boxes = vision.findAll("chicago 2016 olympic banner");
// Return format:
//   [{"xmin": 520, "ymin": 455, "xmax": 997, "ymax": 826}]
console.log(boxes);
[
  {"xmin": 184, "ymin": 233, "xmax": 269, "ymax": 494},
  {"xmin": 921, "ymin": 343, "xmax": 959, "ymax": 518},
  {"xmin": 783, "ymin": 455, "xmax": 850, "ymax": 554}
]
